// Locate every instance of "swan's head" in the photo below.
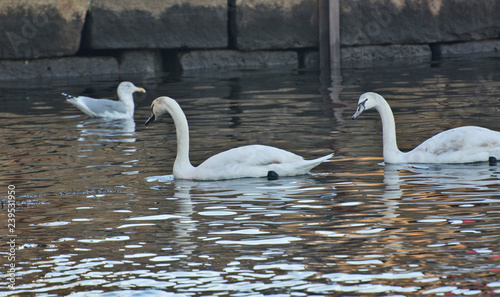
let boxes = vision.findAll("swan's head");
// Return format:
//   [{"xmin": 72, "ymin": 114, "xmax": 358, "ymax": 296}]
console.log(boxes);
[
  {"xmin": 145, "ymin": 96, "xmax": 180, "ymax": 126},
  {"xmin": 352, "ymin": 92, "xmax": 383, "ymax": 119},
  {"xmin": 118, "ymin": 81, "xmax": 146, "ymax": 95}
]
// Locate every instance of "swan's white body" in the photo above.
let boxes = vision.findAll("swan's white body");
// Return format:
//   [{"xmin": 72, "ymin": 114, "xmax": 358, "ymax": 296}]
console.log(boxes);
[
  {"xmin": 64, "ymin": 82, "xmax": 145, "ymax": 119},
  {"xmin": 352, "ymin": 92, "xmax": 500, "ymax": 164},
  {"xmin": 145, "ymin": 96, "xmax": 333, "ymax": 180}
]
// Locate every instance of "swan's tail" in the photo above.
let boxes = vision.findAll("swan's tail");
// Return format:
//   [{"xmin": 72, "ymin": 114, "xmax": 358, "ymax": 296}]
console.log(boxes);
[
  {"xmin": 311, "ymin": 153, "xmax": 334, "ymax": 164},
  {"xmin": 295, "ymin": 153, "xmax": 334, "ymax": 174}
]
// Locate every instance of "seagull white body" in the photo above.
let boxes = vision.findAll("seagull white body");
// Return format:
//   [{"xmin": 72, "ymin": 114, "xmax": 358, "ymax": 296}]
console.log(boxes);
[
  {"xmin": 64, "ymin": 81, "xmax": 145, "ymax": 119},
  {"xmin": 145, "ymin": 96, "xmax": 333, "ymax": 180},
  {"xmin": 352, "ymin": 92, "xmax": 500, "ymax": 164}
]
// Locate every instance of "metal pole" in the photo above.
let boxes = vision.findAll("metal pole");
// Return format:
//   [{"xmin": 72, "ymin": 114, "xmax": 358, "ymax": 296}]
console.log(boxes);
[
  {"xmin": 329, "ymin": 0, "xmax": 341, "ymax": 78},
  {"xmin": 319, "ymin": 0, "xmax": 330, "ymax": 76},
  {"xmin": 322, "ymin": 0, "xmax": 345, "ymax": 125}
]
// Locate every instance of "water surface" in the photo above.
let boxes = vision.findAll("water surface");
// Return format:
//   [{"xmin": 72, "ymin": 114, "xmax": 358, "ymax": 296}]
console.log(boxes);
[{"xmin": 1, "ymin": 57, "xmax": 500, "ymax": 296}]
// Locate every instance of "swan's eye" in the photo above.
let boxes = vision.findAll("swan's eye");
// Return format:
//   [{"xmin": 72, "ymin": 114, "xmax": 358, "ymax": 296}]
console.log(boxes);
[{"xmin": 358, "ymin": 98, "xmax": 368, "ymax": 112}]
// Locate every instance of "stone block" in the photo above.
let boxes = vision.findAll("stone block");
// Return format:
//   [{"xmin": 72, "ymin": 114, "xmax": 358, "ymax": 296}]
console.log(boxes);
[
  {"xmin": 179, "ymin": 50, "xmax": 298, "ymax": 70},
  {"xmin": 303, "ymin": 51, "xmax": 320, "ymax": 70},
  {"xmin": 234, "ymin": 0, "xmax": 318, "ymax": 50},
  {"xmin": 0, "ymin": 57, "xmax": 119, "ymax": 81},
  {"xmin": 341, "ymin": 44, "xmax": 431, "ymax": 67},
  {"xmin": 439, "ymin": 40, "xmax": 500, "ymax": 57},
  {"xmin": 0, "ymin": 0, "xmax": 89, "ymax": 59},
  {"xmin": 87, "ymin": 0, "xmax": 227, "ymax": 49},
  {"xmin": 118, "ymin": 50, "xmax": 163, "ymax": 75},
  {"xmin": 340, "ymin": 0, "xmax": 500, "ymax": 46}
]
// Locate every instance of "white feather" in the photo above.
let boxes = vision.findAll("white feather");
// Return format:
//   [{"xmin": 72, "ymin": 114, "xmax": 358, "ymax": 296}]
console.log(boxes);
[
  {"xmin": 353, "ymin": 92, "xmax": 500, "ymax": 163},
  {"xmin": 146, "ymin": 96, "xmax": 333, "ymax": 180}
]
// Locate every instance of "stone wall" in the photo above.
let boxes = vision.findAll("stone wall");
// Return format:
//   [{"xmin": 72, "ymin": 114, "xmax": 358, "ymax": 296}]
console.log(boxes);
[
  {"xmin": 0, "ymin": 0, "xmax": 88, "ymax": 59},
  {"xmin": 0, "ymin": 0, "xmax": 499, "ymax": 80}
]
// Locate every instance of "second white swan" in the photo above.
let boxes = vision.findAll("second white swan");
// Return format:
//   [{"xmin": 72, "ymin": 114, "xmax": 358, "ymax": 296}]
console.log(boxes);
[
  {"xmin": 145, "ymin": 96, "xmax": 333, "ymax": 180},
  {"xmin": 352, "ymin": 92, "xmax": 500, "ymax": 164}
]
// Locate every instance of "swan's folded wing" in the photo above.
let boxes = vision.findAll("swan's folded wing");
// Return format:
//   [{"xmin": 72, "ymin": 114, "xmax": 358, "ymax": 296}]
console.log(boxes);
[
  {"xmin": 192, "ymin": 145, "xmax": 332, "ymax": 180},
  {"xmin": 414, "ymin": 126, "xmax": 500, "ymax": 154},
  {"xmin": 410, "ymin": 126, "xmax": 500, "ymax": 163},
  {"xmin": 198, "ymin": 145, "xmax": 304, "ymax": 169}
]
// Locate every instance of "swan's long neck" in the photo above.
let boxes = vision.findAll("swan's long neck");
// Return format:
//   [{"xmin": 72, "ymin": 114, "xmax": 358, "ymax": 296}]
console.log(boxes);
[
  {"xmin": 167, "ymin": 103, "xmax": 195, "ymax": 174},
  {"xmin": 376, "ymin": 99, "xmax": 404, "ymax": 163}
]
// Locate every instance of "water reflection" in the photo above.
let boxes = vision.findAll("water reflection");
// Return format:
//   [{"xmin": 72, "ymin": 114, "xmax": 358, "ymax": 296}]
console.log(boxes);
[
  {"xmin": 384, "ymin": 162, "xmax": 500, "ymax": 194},
  {"xmin": 1, "ymin": 58, "xmax": 500, "ymax": 296},
  {"xmin": 143, "ymin": 175, "xmax": 334, "ymax": 256},
  {"xmin": 65, "ymin": 117, "xmax": 138, "ymax": 178},
  {"xmin": 73, "ymin": 118, "xmax": 137, "ymax": 139}
]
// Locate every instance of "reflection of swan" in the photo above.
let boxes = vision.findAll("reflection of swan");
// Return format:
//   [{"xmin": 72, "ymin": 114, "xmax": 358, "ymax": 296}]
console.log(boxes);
[
  {"xmin": 384, "ymin": 163, "xmax": 500, "ymax": 192},
  {"xmin": 144, "ymin": 176, "xmax": 329, "ymax": 255},
  {"xmin": 380, "ymin": 163, "xmax": 500, "ymax": 218},
  {"xmin": 352, "ymin": 92, "xmax": 500, "ymax": 164},
  {"xmin": 64, "ymin": 82, "xmax": 146, "ymax": 119},
  {"xmin": 175, "ymin": 176, "xmax": 321, "ymax": 199},
  {"xmin": 145, "ymin": 97, "xmax": 333, "ymax": 180},
  {"xmin": 170, "ymin": 183, "xmax": 197, "ymax": 255},
  {"xmin": 148, "ymin": 174, "xmax": 329, "ymax": 204}
]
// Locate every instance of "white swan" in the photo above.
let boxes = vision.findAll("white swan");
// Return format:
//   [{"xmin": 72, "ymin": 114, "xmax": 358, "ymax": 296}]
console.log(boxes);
[
  {"xmin": 352, "ymin": 92, "xmax": 500, "ymax": 164},
  {"xmin": 64, "ymin": 82, "xmax": 146, "ymax": 119},
  {"xmin": 145, "ymin": 96, "xmax": 333, "ymax": 180}
]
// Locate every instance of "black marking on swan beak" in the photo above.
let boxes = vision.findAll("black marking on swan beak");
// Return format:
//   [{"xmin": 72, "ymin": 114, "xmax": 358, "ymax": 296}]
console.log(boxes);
[
  {"xmin": 145, "ymin": 104, "xmax": 156, "ymax": 126},
  {"xmin": 352, "ymin": 98, "xmax": 368, "ymax": 120},
  {"xmin": 145, "ymin": 113, "xmax": 155, "ymax": 126},
  {"xmin": 489, "ymin": 156, "xmax": 497, "ymax": 166},
  {"xmin": 267, "ymin": 171, "xmax": 279, "ymax": 180}
]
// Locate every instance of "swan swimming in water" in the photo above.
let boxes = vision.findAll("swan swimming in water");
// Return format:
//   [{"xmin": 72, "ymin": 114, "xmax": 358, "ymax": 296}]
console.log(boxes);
[
  {"xmin": 145, "ymin": 96, "xmax": 333, "ymax": 180},
  {"xmin": 64, "ymin": 81, "xmax": 146, "ymax": 119},
  {"xmin": 352, "ymin": 92, "xmax": 500, "ymax": 164}
]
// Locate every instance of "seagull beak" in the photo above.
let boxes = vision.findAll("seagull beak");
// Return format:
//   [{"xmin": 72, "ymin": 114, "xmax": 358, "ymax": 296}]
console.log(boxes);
[
  {"xmin": 136, "ymin": 87, "xmax": 146, "ymax": 93},
  {"xmin": 145, "ymin": 113, "xmax": 155, "ymax": 126}
]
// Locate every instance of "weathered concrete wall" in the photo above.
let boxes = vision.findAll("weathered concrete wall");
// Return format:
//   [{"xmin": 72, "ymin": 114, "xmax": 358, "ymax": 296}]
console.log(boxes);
[
  {"xmin": 86, "ymin": 0, "xmax": 227, "ymax": 49},
  {"xmin": 234, "ymin": 0, "xmax": 318, "ymax": 50},
  {"xmin": 0, "ymin": 57, "xmax": 118, "ymax": 81},
  {"xmin": 179, "ymin": 50, "xmax": 298, "ymax": 70},
  {"xmin": 0, "ymin": 0, "xmax": 499, "ymax": 80},
  {"xmin": 0, "ymin": 0, "xmax": 89, "ymax": 59},
  {"xmin": 340, "ymin": 0, "xmax": 500, "ymax": 46}
]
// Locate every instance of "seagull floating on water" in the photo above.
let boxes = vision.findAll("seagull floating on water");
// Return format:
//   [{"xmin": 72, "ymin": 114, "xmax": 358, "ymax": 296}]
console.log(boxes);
[{"xmin": 64, "ymin": 81, "xmax": 145, "ymax": 119}]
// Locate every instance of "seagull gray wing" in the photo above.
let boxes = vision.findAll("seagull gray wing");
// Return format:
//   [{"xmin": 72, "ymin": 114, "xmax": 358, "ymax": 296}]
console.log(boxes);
[{"xmin": 77, "ymin": 97, "xmax": 128, "ymax": 115}]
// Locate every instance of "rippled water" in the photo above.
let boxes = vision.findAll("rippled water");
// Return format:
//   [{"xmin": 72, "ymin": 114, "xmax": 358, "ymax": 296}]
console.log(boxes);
[{"xmin": 1, "ymin": 57, "xmax": 500, "ymax": 296}]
